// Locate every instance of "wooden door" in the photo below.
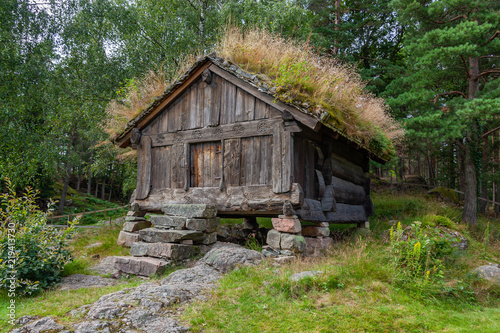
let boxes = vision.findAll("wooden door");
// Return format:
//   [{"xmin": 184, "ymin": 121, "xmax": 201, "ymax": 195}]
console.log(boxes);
[{"xmin": 190, "ymin": 141, "xmax": 222, "ymax": 187}]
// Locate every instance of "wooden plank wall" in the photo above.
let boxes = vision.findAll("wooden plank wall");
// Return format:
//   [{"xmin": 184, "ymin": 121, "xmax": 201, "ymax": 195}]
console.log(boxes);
[
  {"xmin": 142, "ymin": 74, "xmax": 278, "ymax": 136},
  {"xmin": 143, "ymin": 73, "xmax": 285, "ymax": 193},
  {"xmin": 293, "ymin": 136, "xmax": 318, "ymax": 199}
]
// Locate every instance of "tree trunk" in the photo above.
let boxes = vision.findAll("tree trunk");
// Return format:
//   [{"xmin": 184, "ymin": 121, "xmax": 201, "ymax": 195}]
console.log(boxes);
[
  {"xmin": 95, "ymin": 180, "xmax": 99, "ymax": 198},
  {"xmin": 101, "ymin": 177, "xmax": 106, "ymax": 200},
  {"xmin": 58, "ymin": 161, "xmax": 72, "ymax": 215},
  {"xmin": 333, "ymin": 0, "xmax": 340, "ymax": 55},
  {"xmin": 462, "ymin": 144, "xmax": 478, "ymax": 225},
  {"xmin": 87, "ymin": 152, "xmax": 93, "ymax": 194},
  {"xmin": 108, "ymin": 165, "xmax": 115, "ymax": 201}
]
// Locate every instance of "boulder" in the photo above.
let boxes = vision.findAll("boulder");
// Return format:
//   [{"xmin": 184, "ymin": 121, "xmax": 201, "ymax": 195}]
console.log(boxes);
[
  {"xmin": 123, "ymin": 220, "xmax": 152, "ymax": 232},
  {"xmin": 162, "ymin": 204, "xmax": 217, "ymax": 218},
  {"xmin": 162, "ymin": 264, "xmax": 221, "ymax": 285},
  {"xmin": 438, "ymin": 227, "xmax": 468, "ymax": 250},
  {"xmin": 473, "ymin": 264, "xmax": 500, "ymax": 284},
  {"xmin": 280, "ymin": 234, "xmax": 306, "ymax": 253},
  {"xmin": 9, "ymin": 317, "xmax": 66, "ymax": 333},
  {"xmin": 139, "ymin": 228, "xmax": 205, "ymax": 243},
  {"xmin": 271, "ymin": 217, "xmax": 302, "ymax": 233},
  {"xmin": 200, "ymin": 243, "xmax": 263, "ymax": 273},
  {"xmin": 130, "ymin": 242, "xmax": 197, "ymax": 261},
  {"xmin": 305, "ymin": 237, "xmax": 334, "ymax": 256},
  {"xmin": 125, "ymin": 216, "xmax": 147, "ymax": 222},
  {"xmin": 114, "ymin": 256, "xmax": 171, "ymax": 277},
  {"xmin": 117, "ymin": 231, "xmax": 140, "ymax": 247}
]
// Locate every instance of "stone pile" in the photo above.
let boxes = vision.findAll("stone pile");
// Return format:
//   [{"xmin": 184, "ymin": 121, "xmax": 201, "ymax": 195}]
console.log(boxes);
[
  {"xmin": 266, "ymin": 214, "xmax": 306, "ymax": 254},
  {"xmin": 115, "ymin": 204, "xmax": 220, "ymax": 277},
  {"xmin": 302, "ymin": 222, "xmax": 334, "ymax": 257},
  {"xmin": 266, "ymin": 216, "xmax": 334, "ymax": 257},
  {"xmin": 117, "ymin": 203, "xmax": 149, "ymax": 247}
]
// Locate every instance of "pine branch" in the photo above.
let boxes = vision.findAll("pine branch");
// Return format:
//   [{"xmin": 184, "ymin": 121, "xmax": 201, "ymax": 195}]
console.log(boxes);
[
  {"xmin": 430, "ymin": 15, "xmax": 467, "ymax": 24},
  {"xmin": 432, "ymin": 91, "xmax": 467, "ymax": 103},
  {"xmin": 480, "ymin": 126, "xmax": 500, "ymax": 140},
  {"xmin": 482, "ymin": 31, "xmax": 500, "ymax": 46},
  {"xmin": 474, "ymin": 70, "xmax": 500, "ymax": 80}
]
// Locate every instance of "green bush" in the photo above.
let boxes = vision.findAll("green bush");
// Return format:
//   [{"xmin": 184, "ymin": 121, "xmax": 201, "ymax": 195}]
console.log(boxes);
[
  {"xmin": 389, "ymin": 221, "xmax": 459, "ymax": 292},
  {"xmin": 0, "ymin": 180, "xmax": 76, "ymax": 296},
  {"xmin": 421, "ymin": 214, "xmax": 457, "ymax": 229}
]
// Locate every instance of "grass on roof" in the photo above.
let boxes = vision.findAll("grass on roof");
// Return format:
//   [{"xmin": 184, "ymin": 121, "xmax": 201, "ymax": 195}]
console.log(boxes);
[{"xmin": 107, "ymin": 26, "xmax": 402, "ymax": 157}]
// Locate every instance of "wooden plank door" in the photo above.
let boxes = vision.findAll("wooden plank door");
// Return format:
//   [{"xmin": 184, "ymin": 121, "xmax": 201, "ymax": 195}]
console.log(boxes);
[{"xmin": 190, "ymin": 141, "xmax": 222, "ymax": 187}]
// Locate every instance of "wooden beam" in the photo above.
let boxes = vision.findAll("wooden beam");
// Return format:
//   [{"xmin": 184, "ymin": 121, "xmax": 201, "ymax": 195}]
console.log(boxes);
[
  {"xmin": 132, "ymin": 183, "xmax": 304, "ymax": 215},
  {"xmin": 209, "ymin": 64, "xmax": 320, "ymax": 130},
  {"xmin": 148, "ymin": 118, "xmax": 280, "ymax": 147}
]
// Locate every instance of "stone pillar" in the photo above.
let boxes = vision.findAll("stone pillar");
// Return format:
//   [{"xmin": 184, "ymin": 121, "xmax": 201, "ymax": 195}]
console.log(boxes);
[{"xmin": 265, "ymin": 215, "xmax": 306, "ymax": 255}]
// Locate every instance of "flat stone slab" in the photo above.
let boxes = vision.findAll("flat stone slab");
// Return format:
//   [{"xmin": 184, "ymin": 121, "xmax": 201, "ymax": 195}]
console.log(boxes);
[
  {"xmin": 90, "ymin": 256, "xmax": 119, "ymax": 276},
  {"xmin": 150, "ymin": 215, "xmax": 187, "ymax": 229},
  {"xmin": 117, "ymin": 231, "xmax": 140, "ymax": 247},
  {"xmin": 272, "ymin": 218, "xmax": 302, "ymax": 233},
  {"xmin": 162, "ymin": 204, "xmax": 217, "ymax": 218},
  {"xmin": 123, "ymin": 220, "xmax": 152, "ymax": 232},
  {"xmin": 201, "ymin": 232, "xmax": 217, "ymax": 245},
  {"xmin": 114, "ymin": 256, "xmax": 171, "ymax": 277},
  {"xmin": 59, "ymin": 274, "xmax": 120, "ymax": 291},
  {"xmin": 125, "ymin": 216, "xmax": 147, "ymax": 222},
  {"xmin": 130, "ymin": 242, "xmax": 197, "ymax": 261},
  {"xmin": 139, "ymin": 228, "xmax": 205, "ymax": 243}
]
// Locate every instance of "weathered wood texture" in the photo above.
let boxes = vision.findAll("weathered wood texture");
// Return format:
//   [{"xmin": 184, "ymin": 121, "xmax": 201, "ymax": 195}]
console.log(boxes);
[
  {"xmin": 143, "ymin": 74, "xmax": 280, "ymax": 135},
  {"xmin": 293, "ymin": 136, "xmax": 318, "ymax": 199},
  {"xmin": 133, "ymin": 183, "xmax": 304, "ymax": 215},
  {"xmin": 136, "ymin": 136, "xmax": 152, "ymax": 200},
  {"xmin": 190, "ymin": 141, "xmax": 221, "ymax": 187},
  {"xmin": 330, "ymin": 175, "xmax": 366, "ymax": 205}
]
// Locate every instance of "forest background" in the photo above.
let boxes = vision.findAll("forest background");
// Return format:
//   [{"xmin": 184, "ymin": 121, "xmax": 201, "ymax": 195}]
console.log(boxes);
[{"xmin": 1, "ymin": 0, "xmax": 499, "ymax": 224}]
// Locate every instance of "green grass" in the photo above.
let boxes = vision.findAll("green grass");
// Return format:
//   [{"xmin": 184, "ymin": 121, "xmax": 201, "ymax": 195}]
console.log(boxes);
[
  {"xmin": 182, "ymin": 190, "xmax": 500, "ymax": 332},
  {"xmin": 0, "ymin": 280, "xmax": 142, "ymax": 332}
]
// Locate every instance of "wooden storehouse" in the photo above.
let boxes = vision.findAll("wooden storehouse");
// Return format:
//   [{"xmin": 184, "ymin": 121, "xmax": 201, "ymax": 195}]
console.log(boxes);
[{"xmin": 115, "ymin": 55, "xmax": 388, "ymax": 224}]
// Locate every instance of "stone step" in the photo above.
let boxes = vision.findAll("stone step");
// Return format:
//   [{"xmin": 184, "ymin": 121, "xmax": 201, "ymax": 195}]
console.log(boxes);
[
  {"xmin": 162, "ymin": 204, "xmax": 217, "ymax": 218},
  {"xmin": 130, "ymin": 242, "xmax": 198, "ymax": 261},
  {"xmin": 150, "ymin": 215, "xmax": 186, "ymax": 229},
  {"xmin": 117, "ymin": 231, "xmax": 140, "ymax": 247},
  {"xmin": 122, "ymin": 220, "xmax": 152, "ymax": 232},
  {"xmin": 114, "ymin": 256, "xmax": 171, "ymax": 277},
  {"xmin": 139, "ymin": 228, "xmax": 205, "ymax": 243}
]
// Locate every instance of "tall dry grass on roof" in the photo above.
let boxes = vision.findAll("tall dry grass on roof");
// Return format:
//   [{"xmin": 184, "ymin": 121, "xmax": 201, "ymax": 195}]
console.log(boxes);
[{"xmin": 218, "ymin": 27, "xmax": 403, "ymax": 147}]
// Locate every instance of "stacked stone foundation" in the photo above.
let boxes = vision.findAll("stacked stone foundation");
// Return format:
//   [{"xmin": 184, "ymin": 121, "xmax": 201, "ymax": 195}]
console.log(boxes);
[
  {"xmin": 116, "ymin": 203, "xmax": 219, "ymax": 276},
  {"xmin": 266, "ymin": 216, "xmax": 333, "ymax": 257}
]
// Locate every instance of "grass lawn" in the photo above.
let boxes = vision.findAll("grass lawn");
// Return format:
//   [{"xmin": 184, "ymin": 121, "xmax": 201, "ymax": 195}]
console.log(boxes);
[
  {"xmin": 2, "ymin": 189, "xmax": 500, "ymax": 332},
  {"xmin": 182, "ymin": 190, "xmax": 500, "ymax": 332}
]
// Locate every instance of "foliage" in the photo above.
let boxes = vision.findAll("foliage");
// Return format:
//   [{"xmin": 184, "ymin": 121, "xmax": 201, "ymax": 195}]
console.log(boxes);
[
  {"xmin": 389, "ymin": 221, "xmax": 462, "ymax": 294},
  {"xmin": 0, "ymin": 180, "xmax": 77, "ymax": 296},
  {"xmin": 420, "ymin": 214, "xmax": 457, "ymax": 229}
]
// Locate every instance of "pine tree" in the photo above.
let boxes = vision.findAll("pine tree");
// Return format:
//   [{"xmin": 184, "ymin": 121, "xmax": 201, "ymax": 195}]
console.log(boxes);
[{"xmin": 386, "ymin": 0, "xmax": 500, "ymax": 225}]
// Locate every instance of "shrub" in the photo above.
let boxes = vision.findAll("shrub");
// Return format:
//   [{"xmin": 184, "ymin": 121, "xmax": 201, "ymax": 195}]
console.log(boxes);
[
  {"xmin": 0, "ymin": 179, "xmax": 77, "ymax": 296},
  {"xmin": 421, "ymin": 214, "xmax": 457, "ymax": 229},
  {"xmin": 389, "ymin": 221, "xmax": 459, "ymax": 292}
]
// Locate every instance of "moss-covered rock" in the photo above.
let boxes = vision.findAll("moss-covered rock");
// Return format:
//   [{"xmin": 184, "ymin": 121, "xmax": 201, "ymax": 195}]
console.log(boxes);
[{"xmin": 427, "ymin": 187, "xmax": 459, "ymax": 205}]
